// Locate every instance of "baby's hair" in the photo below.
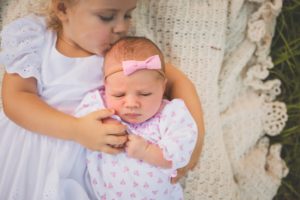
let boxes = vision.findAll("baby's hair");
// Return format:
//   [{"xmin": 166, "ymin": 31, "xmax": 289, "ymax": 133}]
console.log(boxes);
[{"xmin": 104, "ymin": 36, "xmax": 166, "ymax": 73}]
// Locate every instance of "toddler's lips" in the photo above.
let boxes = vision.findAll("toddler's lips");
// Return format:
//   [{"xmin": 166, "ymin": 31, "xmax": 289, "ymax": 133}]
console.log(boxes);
[{"xmin": 103, "ymin": 45, "xmax": 112, "ymax": 54}]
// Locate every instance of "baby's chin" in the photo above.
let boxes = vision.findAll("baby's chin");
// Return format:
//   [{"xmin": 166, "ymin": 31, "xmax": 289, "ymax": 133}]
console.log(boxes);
[
  {"xmin": 121, "ymin": 115, "xmax": 149, "ymax": 124},
  {"xmin": 122, "ymin": 118, "xmax": 144, "ymax": 124}
]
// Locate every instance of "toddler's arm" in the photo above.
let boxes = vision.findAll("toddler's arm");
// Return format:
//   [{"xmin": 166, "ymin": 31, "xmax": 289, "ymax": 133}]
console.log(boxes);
[
  {"xmin": 2, "ymin": 73, "xmax": 127, "ymax": 153},
  {"xmin": 125, "ymin": 134, "xmax": 172, "ymax": 168},
  {"xmin": 165, "ymin": 63, "xmax": 205, "ymax": 181}
]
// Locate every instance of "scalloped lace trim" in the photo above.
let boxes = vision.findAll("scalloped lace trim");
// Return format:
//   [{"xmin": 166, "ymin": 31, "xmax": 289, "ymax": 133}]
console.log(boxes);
[{"xmin": 244, "ymin": 0, "xmax": 287, "ymax": 136}]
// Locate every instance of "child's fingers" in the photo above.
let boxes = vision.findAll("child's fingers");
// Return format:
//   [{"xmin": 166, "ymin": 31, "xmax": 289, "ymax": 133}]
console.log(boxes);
[
  {"xmin": 101, "ymin": 145, "xmax": 124, "ymax": 155},
  {"xmin": 88, "ymin": 109, "xmax": 114, "ymax": 120},
  {"xmin": 102, "ymin": 117, "xmax": 120, "ymax": 124},
  {"xmin": 170, "ymin": 167, "xmax": 189, "ymax": 184},
  {"xmin": 106, "ymin": 134, "xmax": 128, "ymax": 146},
  {"xmin": 104, "ymin": 123, "xmax": 127, "ymax": 135}
]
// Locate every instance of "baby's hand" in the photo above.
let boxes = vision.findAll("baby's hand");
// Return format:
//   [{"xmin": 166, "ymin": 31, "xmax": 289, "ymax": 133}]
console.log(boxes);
[
  {"xmin": 73, "ymin": 109, "xmax": 128, "ymax": 154},
  {"xmin": 125, "ymin": 134, "xmax": 149, "ymax": 160}
]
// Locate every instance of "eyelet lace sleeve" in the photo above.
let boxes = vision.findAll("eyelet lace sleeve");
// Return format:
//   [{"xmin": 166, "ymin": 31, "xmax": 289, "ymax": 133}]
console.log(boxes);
[
  {"xmin": 157, "ymin": 99, "xmax": 198, "ymax": 173},
  {"xmin": 0, "ymin": 14, "xmax": 46, "ymax": 83}
]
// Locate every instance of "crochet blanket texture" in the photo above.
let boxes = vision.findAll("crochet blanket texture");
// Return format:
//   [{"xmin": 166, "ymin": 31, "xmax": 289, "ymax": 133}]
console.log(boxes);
[{"xmin": 0, "ymin": 0, "xmax": 289, "ymax": 199}]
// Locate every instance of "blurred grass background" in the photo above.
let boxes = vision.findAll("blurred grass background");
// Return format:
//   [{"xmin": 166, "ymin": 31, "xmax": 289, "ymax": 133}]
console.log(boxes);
[{"xmin": 270, "ymin": 0, "xmax": 300, "ymax": 199}]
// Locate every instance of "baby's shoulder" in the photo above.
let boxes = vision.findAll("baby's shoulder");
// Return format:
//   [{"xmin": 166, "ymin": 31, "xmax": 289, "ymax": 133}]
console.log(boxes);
[
  {"xmin": 161, "ymin": 99, "xmax": 187, "ymax": 113},
  {"xmin": 159, "ymin": 98, "xmax": 195, "ymax": 122}
]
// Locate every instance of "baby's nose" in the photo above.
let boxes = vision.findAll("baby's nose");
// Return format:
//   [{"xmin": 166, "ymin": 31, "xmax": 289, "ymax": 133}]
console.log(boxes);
[{"xmin": 125, "ymin": 96, "xmax": 139, "ymax": 108}]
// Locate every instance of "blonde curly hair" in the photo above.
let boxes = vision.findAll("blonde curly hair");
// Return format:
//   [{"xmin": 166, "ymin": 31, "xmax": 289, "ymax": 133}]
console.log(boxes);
[
  {"xmin": 43, "ymin": 0, "xmax": 80, "ymax": 31},
  {"xmin": 2, "ymin": 0, "xmax": 78, "ymax": 31}
]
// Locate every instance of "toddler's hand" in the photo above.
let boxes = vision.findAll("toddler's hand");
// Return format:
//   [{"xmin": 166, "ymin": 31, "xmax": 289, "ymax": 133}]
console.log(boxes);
[
  {"xmin": 73, "ymin": 109, "xmax": 128, "ymax": 154},
  {"xmin": 102, "ymin": 117, "xmax": 127, "ymax": 148},
  {"xmin": 171, "ymin": 132, "xmax": 202, "ymax": 184},
  {"xmin": 102, "ymin": 117, "xmax": 120, "ymax": 124},
  {"xmin": 125, "ymin": 134, "xmax": 149, "ymax": 160},
  {"xmin": 171, "ymin": 148, "xmax": 201, "ymax": 184},
  {"xmin": 170, "ymin": 165, "xmax": 189, "ymax": 184}
]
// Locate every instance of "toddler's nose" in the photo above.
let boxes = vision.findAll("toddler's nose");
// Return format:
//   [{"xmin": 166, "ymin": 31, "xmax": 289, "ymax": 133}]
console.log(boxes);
[{"xmin": 113, "ymin": 19, "xmax": 128, "ymax": 37}]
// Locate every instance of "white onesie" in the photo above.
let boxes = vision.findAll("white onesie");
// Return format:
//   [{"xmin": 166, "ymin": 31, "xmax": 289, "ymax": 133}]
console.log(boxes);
[{"xmin": 75, "ymin": 90, "xmax": 198, "ymax": 200}]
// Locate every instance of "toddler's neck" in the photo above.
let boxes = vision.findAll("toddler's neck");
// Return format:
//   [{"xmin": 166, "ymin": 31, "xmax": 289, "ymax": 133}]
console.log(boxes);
[{"xmin": 56, "ymin": 33, "xmax": 94, "ymax": 58}]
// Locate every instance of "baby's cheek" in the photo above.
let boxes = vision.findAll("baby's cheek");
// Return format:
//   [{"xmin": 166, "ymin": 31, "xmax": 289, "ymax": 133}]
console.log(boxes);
[{"xmin": 106, "ymin": 99, "xmax": 122, "ymax": 113}]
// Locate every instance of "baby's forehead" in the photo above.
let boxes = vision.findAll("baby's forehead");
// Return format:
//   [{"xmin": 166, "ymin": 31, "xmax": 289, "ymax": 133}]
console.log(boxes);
[
  {"xmin": 105, "ymin": 38, "xmax": 160, "ymax": 60},
  {"xmin": 105, "ymin": 71, "xmax": 163, "ymax": 88},
  {"xmin": 107, "ymin": 69, "xmax": 160, "ymax": 80}
]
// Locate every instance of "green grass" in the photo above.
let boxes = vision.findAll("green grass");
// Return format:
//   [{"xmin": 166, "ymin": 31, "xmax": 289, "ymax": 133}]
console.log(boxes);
[{"xmin": 270, "ymin": 0, "xmax": 300, "ymax": 199}]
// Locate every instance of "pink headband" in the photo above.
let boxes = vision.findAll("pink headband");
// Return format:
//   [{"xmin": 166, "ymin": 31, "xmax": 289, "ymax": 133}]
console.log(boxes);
[
  {"xmin": 122, "ymin": 55, "xmax": 161, "ymax": 75},
  {"xmin": 105, "ymin": 55, "xmax": 165, "ymax": 78}
]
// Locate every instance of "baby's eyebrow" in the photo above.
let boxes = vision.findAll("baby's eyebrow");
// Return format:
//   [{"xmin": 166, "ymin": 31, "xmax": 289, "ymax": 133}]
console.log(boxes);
[
  {"xmin": 137, "ymin": 89, "xmax": 152, "ymax": 93},
  {"xmin": 110, "ymin": 90, "xmax": 124, "ymax": 94}
]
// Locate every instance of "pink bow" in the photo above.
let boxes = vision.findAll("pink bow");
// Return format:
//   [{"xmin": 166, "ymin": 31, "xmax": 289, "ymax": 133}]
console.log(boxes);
[{"xmin": 122, "ymin": 55, "xmax": 161, "ymax": 76}]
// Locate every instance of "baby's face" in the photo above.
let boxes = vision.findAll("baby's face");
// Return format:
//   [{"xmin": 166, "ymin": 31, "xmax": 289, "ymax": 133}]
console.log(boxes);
[{"xmin": 105, "ymin": 70, "xmax": 166, "ymax": 124}]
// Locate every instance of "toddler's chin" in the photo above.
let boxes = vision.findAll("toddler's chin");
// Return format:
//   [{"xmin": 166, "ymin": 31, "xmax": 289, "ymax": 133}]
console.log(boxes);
[
  {"xmin": 94, "ymin": 50, "xmax": 104, "ymax": 56},
  {"xmin": 90, "ymin": 48, "xmax": 105, "ymax": 56}
]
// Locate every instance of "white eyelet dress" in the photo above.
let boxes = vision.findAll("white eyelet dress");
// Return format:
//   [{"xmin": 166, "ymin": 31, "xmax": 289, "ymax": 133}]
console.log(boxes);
[{"xmin": 0, "ymin": 15, "xmax": 103, "ymax": 200}]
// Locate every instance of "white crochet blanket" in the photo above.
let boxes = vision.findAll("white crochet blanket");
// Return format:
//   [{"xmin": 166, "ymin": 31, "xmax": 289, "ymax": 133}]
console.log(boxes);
[{"xmin": 0, "ymin": 0, "xmax": 289, "ymax": 199}]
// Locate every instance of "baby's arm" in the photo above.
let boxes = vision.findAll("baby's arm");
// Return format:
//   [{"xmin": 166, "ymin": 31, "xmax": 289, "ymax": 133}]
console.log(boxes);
[
  {"xmin": 165, "ymin": 63, "xmax": 205, "ymax": 179},
  {"xmin": 2, "ymin": 73, "xmax": 127, "ymax": 153},
  {"xmin": 125, "ymin": 134, "xmax": 172, "ymax": 168}
]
